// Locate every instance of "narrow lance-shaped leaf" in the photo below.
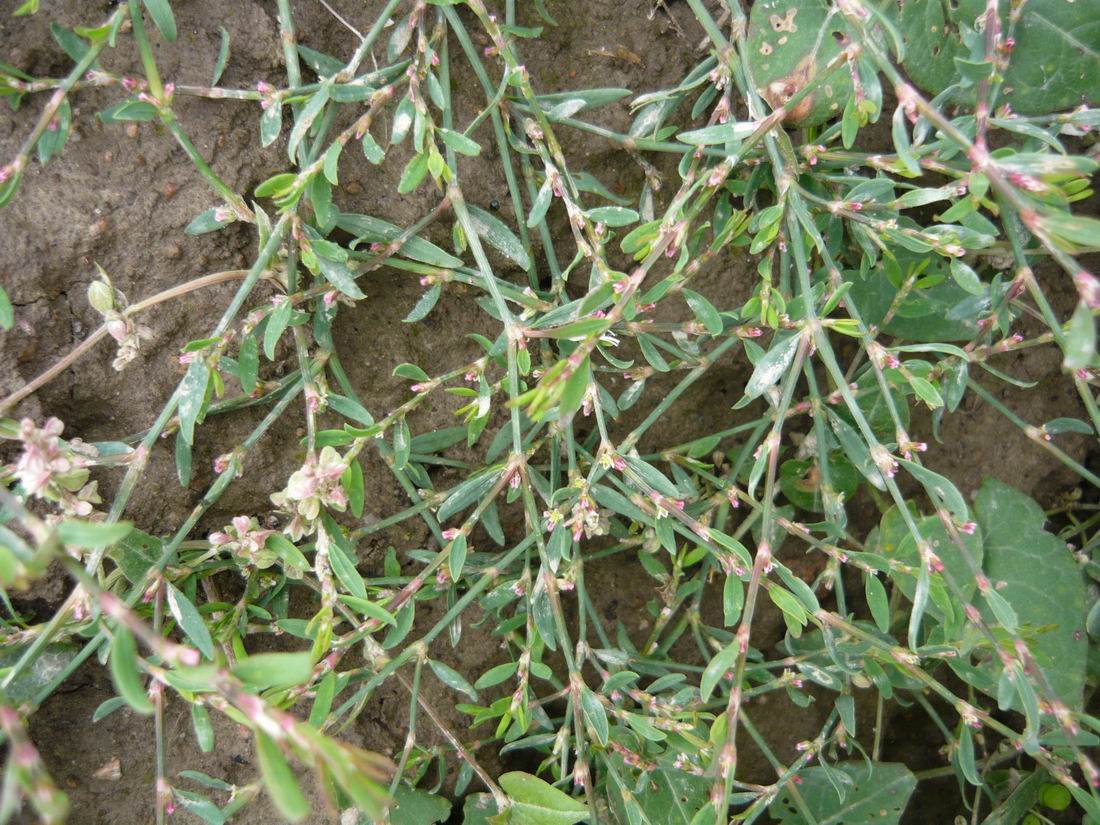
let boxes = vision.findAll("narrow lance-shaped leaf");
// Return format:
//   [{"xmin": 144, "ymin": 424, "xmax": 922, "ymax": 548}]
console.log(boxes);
[
  {"xmin": 255, "ymin": 732, "xmax": 310, "ymax": 822},
  {"xmin": 166, "ymin": 582, "xmax": 214, "ymax": 659},
  {"xmin": 499, "ymin": 772, "xmax": 588, "ymax": 825},
  {"xmin": 142, "ymin": 0, "xmax": 177, "ymax": 42},
  {"xmin": 744, "ymin": 332, "xmax": 800, "ymax": 400},
  {"xmin": 1063, "ymin": 300, "xmax": 1095, "ymax": 371},
  {"xmin": 468, "ymin": 205, "xmax": 531, "ymax": 270},
  {"xmin": 109, "ymin": 627, "xmax": 154, "ymax": 715},
  {"xmin": 178, "ymin": 358, "xmax": 210, "ymax": 445}
]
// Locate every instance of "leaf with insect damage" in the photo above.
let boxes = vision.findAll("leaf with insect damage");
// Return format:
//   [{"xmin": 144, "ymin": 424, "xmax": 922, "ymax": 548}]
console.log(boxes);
[
  {"xmin": 891, "ymin": 0, "xmax": 1100, "ymax": 114},
  {"xmin": 746, "ymin": 0, "xmax": 853, "ymax": 126}
]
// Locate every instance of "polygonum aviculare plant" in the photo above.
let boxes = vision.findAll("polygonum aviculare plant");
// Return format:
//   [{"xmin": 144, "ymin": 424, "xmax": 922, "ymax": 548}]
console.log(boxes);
[{"xmin": 1, "ymin": 1, "xmax": 1099, "ymax": 824}]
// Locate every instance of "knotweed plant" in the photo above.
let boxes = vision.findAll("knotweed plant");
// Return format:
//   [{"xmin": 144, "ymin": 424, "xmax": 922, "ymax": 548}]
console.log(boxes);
[{"xmin": 1, "ymin": 0, "xmax": 1099, "ymax": 824}]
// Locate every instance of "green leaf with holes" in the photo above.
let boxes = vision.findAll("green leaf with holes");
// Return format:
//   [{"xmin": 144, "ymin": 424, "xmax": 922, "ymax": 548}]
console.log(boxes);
[
  {"xmin": 611, "ymin": 761, "xmax": 709, "ymax": 825},
  {"xmin": 891, "ymin": 0, "xmax": 1100, "ymax": 114},
  {"xmin": 388, "ymin": 786, "xmax": 451, "ymax": 825},
  {"xmin": 746, "ymin": 0, "xmax": 854, "ymax": 126},
  {"xmin": 770, "ymin": 762, "xmax": 916, "ymax": 824}
]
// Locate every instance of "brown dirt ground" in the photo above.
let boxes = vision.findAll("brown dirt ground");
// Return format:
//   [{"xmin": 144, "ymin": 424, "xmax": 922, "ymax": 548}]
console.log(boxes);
[{"xmin": 0, "ymin": 1, "xmax": 1093, "ymax": 823}]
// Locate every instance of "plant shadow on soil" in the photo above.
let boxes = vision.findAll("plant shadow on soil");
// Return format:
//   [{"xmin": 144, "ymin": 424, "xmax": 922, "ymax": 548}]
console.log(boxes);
[{"xmin": 0, "ymin": 1, "xmax": 1095, "ymax": 823}]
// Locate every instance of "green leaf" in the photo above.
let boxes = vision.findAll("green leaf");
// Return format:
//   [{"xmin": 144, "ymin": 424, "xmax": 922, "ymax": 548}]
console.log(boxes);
[
  {"xmin": 256, "ymin": 732, "xmax": 310, "ymax": 822},
  {"xmin": 770, "ymin": 762, "xmax": 916, "ymax": 824},
  {"xmin": 610, "ymin": 762, "xmax": 709, "ymax": 825},
  {"xmin": 338, "ymin": 595, "xmax": 397, "ymax": 626},
  {"xmin": 949, "ymin": 259, "xmax": 983, "ymax": 296},
  {"xmin": 438, "ymin": 469, "xmax": 502, "ymax": 522},
  {"xmin": 527, "ymin": 180, "xmax": 553, "ymax": 228},
  {"xmin": 437, "ymin": 128, "xmax": 481, "ymax": 156},
  {"xmin": 907, "ymin": 375, "xmax": 943, "ymax": 408},
  {"xmin": 173, "ymin": 789, "xmax": 225, "ymax": 825},
  {"xmin": 288, "ymin": 83, "xmax": 330, "ymax": 162},
  {"xmin": 109, "ymin": 628, "xmax": 154, "ymax": 715},
  {"xmin": 264, "ymin": 297, "xmax": 292, "ymax": 360},
  {"xmin": 255, "ymin": 173, "xmax": 297, "ymax": 198},
  {"xmin": 394, "ymin": 363, "xmax": 430, "ymax": 382},
  {"xmin": 260, "ymin": 103, "xmax": 282, "ymax": 147},
  {"xmin": 448, "ymin": 533, "xmax": 467, "ymax": 580},
  {"xmin": 499, "ymin": 771, "xmax": 589, "ymax": 825},
  {"xmin": 108, "ymin": 529, "xmax": 163, "ymax": 583},
  {"xmin": 699, "ymin": 640, "xmax": 737, "ymax": 702},
  {"xmin": 1062, "ymin": 300, "xmax": 1095, "ymax": 371},
  {"xmin": 238, "ymin": 333, "xmax": 258, "ymax": 394},
  {"xmin": 474, "ymin": 661, "xmax": 518, "ymax": 690},
  {"xmin": 410, "ymin": 426, "xmax": 467, "ymax": 454},
  {"xmin": 684, "ymin": 289, "xmax": 723, "ymax": 335},
  {"xmin": 308, "ymin": 671, "xmax": 336, "ymax": 728},
  {"xmin": 0, "ymin": 286, "xmax": 12, "ymax": 330},
  {"xmin": 393, "ymin": 418, "xmax": 411, "ymax": 471},
  {"xmin": 0, "ymin": 644, "xmax": 78, "ymax": 706},
  {"xmin": 461, "ymin": 794, "xmax": 500, "ymax": 825},
  {"xmin": 57, "ymin": 519, "xmax": 133, "ymax": 548},
  {"xmin": 389, "ymin": 786, "xmax": 451, "ymax": 825},
  {"xmin": 212, "ymin": 27, "xmax": 230, "ymax": 85},
  {"xmin": 889, "ymin": 514, "xmax": 984, "ymax": 608},
  {"xmin": 337, "ymin": 213, "xmax": 463, "ymax": 268},
  {"xmin": 361, "ymin": 131, "xmax": 386, "ymax": 164},
  {"xmin": 745, "ymin": 332, "xmax": 801, "ymax": 400},
  {"xmin": 723, "ymin": 573, "xmax": 744, "ymax": 626},
  {"xmin": 746, "ymin": 0, "xmax": 854, "ymax": 126},
  {"xmin": 675, "ymin": 121, "xmax": 756, "ymax": 146},
  {"xmin": 975, "ymin": 479, "xmax": 1087, "ymax": 710},
  {"xmin": 983, "ymin": 588, "xmax": 1019, "ymax": 634},
  {"xmin": 36, "ymin": 98, "xmax": 70, "ymax": 165},
  {"xmin": 166, "ymin": 583, "xmax": 214, "ymax": 659},
  {"xmin": 405, "ymin": 284, "xmax": 441, "ymax": 322},
  {"xmin": 326, "ymin": 528, "xmax": 367, "ymax": 600},
  {"xmin": 585, "ymin": 206, "xmax": 639, "ymax": 227},
  {"xmin": 323, "ymin": 140, "xmax": 343, "ymax": 184},
  {"xmin": 92, "ymin": 696, "xmax": 127, "ymax": 723},
  {"xmin": 191, "ymin": 704, "xmax": 214, "ymax": 752},
  {"xmin": 316, "ymin": 254, "xmax": 365, "ymax": 300},
  {"xmin": 897, "ymin": 458, "xmax": 969, "ymax": 521},
  {"xmin": 232, "ymin": 652, "xmax": 313, "ymax": 690},
  {"xmin": 769, "ymin": 586, "xmax": 808, "ymax": 630},
  {"xmin": 142, "ymin": 0, "xmax": 177, "ymax": 42},
  {"xmin": 428, "ymin": 659, "xmax": 477, "ymax": 700},
  {"xmin": 707, "ymin": 527, "xmax": 753, "ymax": 571},
  {"xmin": 580, "ymin": 688, "xmax": 609, "ymax": 745},
  {"xmin": 342, "ymin": 458, "xmax": 365, "ymax": 518},
  {"xmin": 896, "ymin": 0, "xmax": 1100, "ymax": 114},
  {"xmin": 178, "ymin": 357, "xmax": 210, "ymax": 445},
  {"xmin": 265, "ymin": 534, "xmax": 310, "ymax": 572},
  {"xmin": 955, "ymin": 723, "xmax": 981, "ymax": 786},
  {"xmin": 865, "ymin": 573, "xmax": 890, "ymax": 633},
  {"xmin": 468, "ymin": 205, "xmax": 531, "ymax": 270},
  {"xmin": 398, "ymin": 152, "xmax": 430, "ymax": 194},
  {"xmin": 185, "ymin": 207, "xmax": 233, "ymax": 236}
]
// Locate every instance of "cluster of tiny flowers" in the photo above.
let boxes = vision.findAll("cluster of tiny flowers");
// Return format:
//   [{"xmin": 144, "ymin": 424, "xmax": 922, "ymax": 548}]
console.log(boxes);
[
  {"xmin": 5, "ymin": 418, "xmax": 101, "ymax": 518},
  {"xmin": 209, "ymin": 516, "xmax": 279, "ymax": 572},
  {"xmin": 270, "ymin": 446, "xmax": 348, "ymax": 539},
  {"xmin": 568, "ymin": 489, "xmax": 607, "ymax": 541}
]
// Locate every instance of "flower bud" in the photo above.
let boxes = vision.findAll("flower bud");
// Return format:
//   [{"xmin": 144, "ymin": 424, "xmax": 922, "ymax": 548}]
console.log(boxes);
[{"xmin": 88, "ymin": 279, "xmax": 115, "ymax": 314}]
